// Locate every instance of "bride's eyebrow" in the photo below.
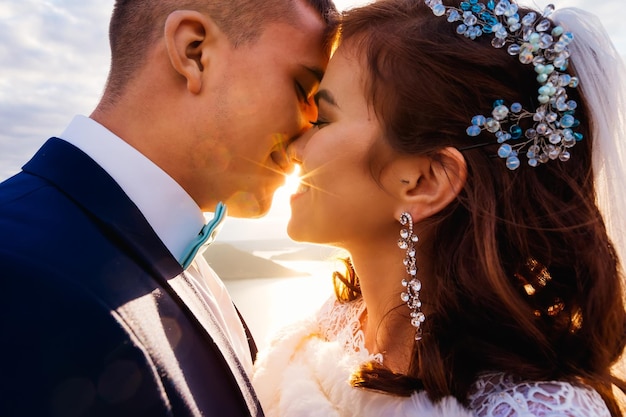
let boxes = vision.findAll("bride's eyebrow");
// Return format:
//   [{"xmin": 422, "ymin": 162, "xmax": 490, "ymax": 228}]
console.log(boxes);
[{"xmin": 314, "ymin": 89, "xmax": 339, "ymax": 108}]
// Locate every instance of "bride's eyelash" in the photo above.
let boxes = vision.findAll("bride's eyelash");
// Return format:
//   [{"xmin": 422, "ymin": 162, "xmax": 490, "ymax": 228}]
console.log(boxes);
[{"xmin": 309, "ymin": 119, "xmax": 328, "ymax": 128}]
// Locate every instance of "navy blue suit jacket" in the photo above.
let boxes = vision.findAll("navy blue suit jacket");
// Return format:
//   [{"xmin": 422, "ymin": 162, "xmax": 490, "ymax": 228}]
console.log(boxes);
[{"xmin": 0, "ymin": 138, "xmax": 263, "ymax": 416}]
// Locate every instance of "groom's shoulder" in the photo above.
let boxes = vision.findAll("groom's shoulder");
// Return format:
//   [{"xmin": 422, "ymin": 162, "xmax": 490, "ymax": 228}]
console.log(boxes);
[
  {"xmin": 0, "ymin": 169, "xmax": 50, "ymax": 206},
  {"xmin": 0, "ymin": 170, "xmax": 87, "ymax": 240},
  {"xmin": 0, "ymin": 169, "xmax": 122, "ymax": 279}
]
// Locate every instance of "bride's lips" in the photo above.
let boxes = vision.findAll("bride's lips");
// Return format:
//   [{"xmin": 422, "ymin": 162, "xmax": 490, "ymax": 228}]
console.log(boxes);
[
  {"xmin": 295, "ymin": 182, "xmax": 310, "ymax": 195},
  {"xmin": 290, "ymin": 171, "xmax": 311, "ymax": 202}
]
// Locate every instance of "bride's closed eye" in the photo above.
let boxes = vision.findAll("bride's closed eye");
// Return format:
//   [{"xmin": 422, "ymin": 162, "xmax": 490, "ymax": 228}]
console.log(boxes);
[{"xmin": 309, "ymin": 119, "xmax": 329, "ymax": 128}]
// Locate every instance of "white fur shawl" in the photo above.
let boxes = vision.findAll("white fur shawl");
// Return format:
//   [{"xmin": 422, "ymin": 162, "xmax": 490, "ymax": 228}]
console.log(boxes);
[
  {"xmin": 252, "ymin": 298, "xmax": 610, "ymax": 417},
  {"xmin": 252, "ymin": 308, "xmax": 473, "ymax": 417}
]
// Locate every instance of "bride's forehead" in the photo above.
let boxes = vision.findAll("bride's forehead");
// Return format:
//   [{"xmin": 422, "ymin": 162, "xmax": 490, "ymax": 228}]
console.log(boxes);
[{"xmin": 322, "ymin": 45, "xmax": 369, "ymax": 89}]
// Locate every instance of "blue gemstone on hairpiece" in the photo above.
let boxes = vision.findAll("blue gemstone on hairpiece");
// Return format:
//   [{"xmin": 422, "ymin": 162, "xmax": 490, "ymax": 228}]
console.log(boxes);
[
  {"xmin": 509, "ymin": 125, "xmax": 523, "ymax": 139},
  {"xmin": 487, "ymin": 0, "xmax": 496, "ymax": 10},
  {"xmin": 433, "ymin": 4, "xmax": 446, "ymax": 16},
  {"xmin": 504, "ymin": 6, "xmax": 518, "ymax": 18},
  {"xmin": 574, "ymin": 132, "xmax": 583, "ymax": 141},
  {"xmin": 448, "ymin": 9, "xmax": 461, "ymax": 22},
  {"xmin": 461, "ymin": 2, "xmax": 471, "ymax": 11},
  {"xmin": 498, "ymin": 143, "xmax": 513, "ymax": 158},
  {"xmin": 495, "ymin": 0, "xmax": 510, "ymax": 16},
  {"xmin": 560, "ymin": 114, "xmax": 575, "ymax": 128},
  {"xmin": 472, "ymin": 115, "xmax": 487, "ymax": 126},
  {"xmin": 522, "ymin": 11, "xmax": 537, "ymax": 25},
  {"xmin": 494, "ymin": 99, "xmax": 505, "ymax": 107},
  {"xmin": 466, "ymin": 125, "xmax": 482, "ymax": 136},
  {"xmin": 496, "ymin": 132, "xmax": 512, "ymax": 143},
  {"xmin": 506, "ymin": 156, "xmax": 521, "ymax": 170},
  {"xmin": 551, "ymin": 26, "xmax": 564, "ymax": 36},
  {"xmin": 562, "ymin": 32, "xmax": 574, "ymax": 43}
]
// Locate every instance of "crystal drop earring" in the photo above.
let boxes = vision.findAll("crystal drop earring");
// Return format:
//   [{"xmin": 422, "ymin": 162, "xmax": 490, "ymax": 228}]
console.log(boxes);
[{"xmin": 398, "ymin": 212, "xmax": 425, "ymax": 341}]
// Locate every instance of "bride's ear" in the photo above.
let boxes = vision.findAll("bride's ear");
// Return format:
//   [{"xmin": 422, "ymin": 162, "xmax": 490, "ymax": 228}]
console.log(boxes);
[{"xmin": 383, "ymin": 147, "xmax": 467, "ymax": 222}]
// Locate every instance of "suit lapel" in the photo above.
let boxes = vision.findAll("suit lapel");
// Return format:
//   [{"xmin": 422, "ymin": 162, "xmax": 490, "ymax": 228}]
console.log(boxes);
[
  {"xmin": 23, "ymin": 138, "xmax": 262, "ymax": 415},
  {"xmin": 236, "ymin": 305, "xmax": 259, "ymax": 362},
  {"xmin": 169, "ymin": 272, "xmax": 262, "ymax": 416}
]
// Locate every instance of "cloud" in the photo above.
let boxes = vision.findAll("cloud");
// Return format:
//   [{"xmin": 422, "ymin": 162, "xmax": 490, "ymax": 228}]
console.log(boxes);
[{"xmin": 0, "ymin": 0, "xmax": 111, "ymax": 179}]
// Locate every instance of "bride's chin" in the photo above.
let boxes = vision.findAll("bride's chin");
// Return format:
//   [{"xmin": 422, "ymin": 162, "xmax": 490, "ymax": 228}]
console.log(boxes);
[
  {"xmin": 286, "ymin": 215, "xmax": 312, "ymax": 242},
  {"xmin": 286, "ymin": 221, "xmax": 302, "ymax": 242}
]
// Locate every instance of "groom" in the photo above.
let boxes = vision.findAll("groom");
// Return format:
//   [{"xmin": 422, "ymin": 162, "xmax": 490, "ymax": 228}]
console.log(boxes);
[{"xmin": 0, "ymin": 0, "xmax": 337, "ymax": 416}]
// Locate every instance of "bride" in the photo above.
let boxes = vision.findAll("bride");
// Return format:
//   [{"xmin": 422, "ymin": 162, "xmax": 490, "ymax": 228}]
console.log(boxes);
[{"xmin": 252, "ymin": 0, "xmax": 626, "ymax": 415}]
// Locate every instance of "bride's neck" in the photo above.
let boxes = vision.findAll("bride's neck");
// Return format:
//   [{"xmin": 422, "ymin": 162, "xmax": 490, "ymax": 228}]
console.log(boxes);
[{"xmin": 349, "ymin": 243, "xmax": 431, "ymax": 374}]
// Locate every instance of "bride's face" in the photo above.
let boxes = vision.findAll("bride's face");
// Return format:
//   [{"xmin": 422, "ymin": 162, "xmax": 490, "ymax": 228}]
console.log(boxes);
[{"xmin": 287, "ymin": 45, "xmax": 397, "ymax": 247}]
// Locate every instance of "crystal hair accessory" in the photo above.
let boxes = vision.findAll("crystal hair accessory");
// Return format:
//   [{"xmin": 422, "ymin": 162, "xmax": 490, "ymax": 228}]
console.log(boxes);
[
  {"xmin": 425, "ymin": 0, "xmax": 582, "ymax": 170},
  {"xmin": 398, "ymin": 212, "xmax": 425, "ymax": 341}
]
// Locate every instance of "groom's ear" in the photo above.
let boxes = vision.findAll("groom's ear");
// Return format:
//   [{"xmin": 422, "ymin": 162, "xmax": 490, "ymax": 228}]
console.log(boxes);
[
  {"xmin": 164, "ymin": 10, "xmax": 226, "ymax": 94},
  {"xmin": 382, "ymin": 147, "xmax": 467, "ymax": 222}
]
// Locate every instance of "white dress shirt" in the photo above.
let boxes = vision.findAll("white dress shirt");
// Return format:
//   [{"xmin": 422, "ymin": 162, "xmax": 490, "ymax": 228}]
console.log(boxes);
[{"xmin": 59, "ymin": 115, "xmax": 254, "ymax": 375}]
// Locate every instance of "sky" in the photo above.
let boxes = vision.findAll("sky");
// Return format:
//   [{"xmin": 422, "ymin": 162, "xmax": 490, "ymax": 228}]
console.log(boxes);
[{"xmin": 0, "ymin": 0, "xmax": 624, "ymax": 241}]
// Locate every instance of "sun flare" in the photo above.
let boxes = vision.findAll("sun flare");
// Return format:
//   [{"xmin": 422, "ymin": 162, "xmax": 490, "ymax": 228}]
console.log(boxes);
[{"xmin": 283, "ymin": 164, "xmax": 302, "ymax": 195}]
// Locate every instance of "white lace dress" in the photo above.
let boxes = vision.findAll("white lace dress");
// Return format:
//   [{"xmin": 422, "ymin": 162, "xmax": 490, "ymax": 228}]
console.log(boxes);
[{"xmin": 252, "ymin": 297, "xmax": 610, "ymax": 417}]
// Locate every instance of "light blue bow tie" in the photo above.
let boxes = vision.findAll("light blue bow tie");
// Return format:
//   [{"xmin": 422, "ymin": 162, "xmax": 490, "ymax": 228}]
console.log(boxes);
[{"xmin": 179, "ymin": 202, "xmax": 227, "ymax": 269}]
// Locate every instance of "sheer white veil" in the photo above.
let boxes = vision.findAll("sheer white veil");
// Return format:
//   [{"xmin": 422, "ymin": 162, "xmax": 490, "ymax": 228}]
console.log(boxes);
[
  {"xmin": 553, "ymin": 8, "xmax": 626, "ymax": 266},
  {"xmin": 553, "ymin": 9, "xmax": 626, "ymax": 388}
]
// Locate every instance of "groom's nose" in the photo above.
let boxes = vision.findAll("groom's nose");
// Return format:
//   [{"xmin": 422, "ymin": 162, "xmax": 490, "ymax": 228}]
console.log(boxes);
[{"xmin": 286, "ymin": 128, "xmax": 313, "ymax": 165}]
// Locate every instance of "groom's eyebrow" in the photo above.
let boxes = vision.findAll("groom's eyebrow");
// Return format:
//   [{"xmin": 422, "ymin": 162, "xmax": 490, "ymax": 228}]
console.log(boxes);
[{"xmin": 314, "ymin": 89, "xmax": 338, "ymax": 108}]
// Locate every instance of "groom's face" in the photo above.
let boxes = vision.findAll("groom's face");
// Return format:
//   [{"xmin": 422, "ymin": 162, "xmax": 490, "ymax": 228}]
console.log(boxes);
[{"xmin": 190, "ymin": 0, "xmax": 329, "ymax": 217}]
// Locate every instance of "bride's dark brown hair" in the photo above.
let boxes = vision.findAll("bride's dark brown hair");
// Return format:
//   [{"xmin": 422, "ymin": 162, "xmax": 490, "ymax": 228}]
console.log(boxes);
[{"xmin": 332, "ymin": 0, "xmax": 626, "ymax": 414}]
